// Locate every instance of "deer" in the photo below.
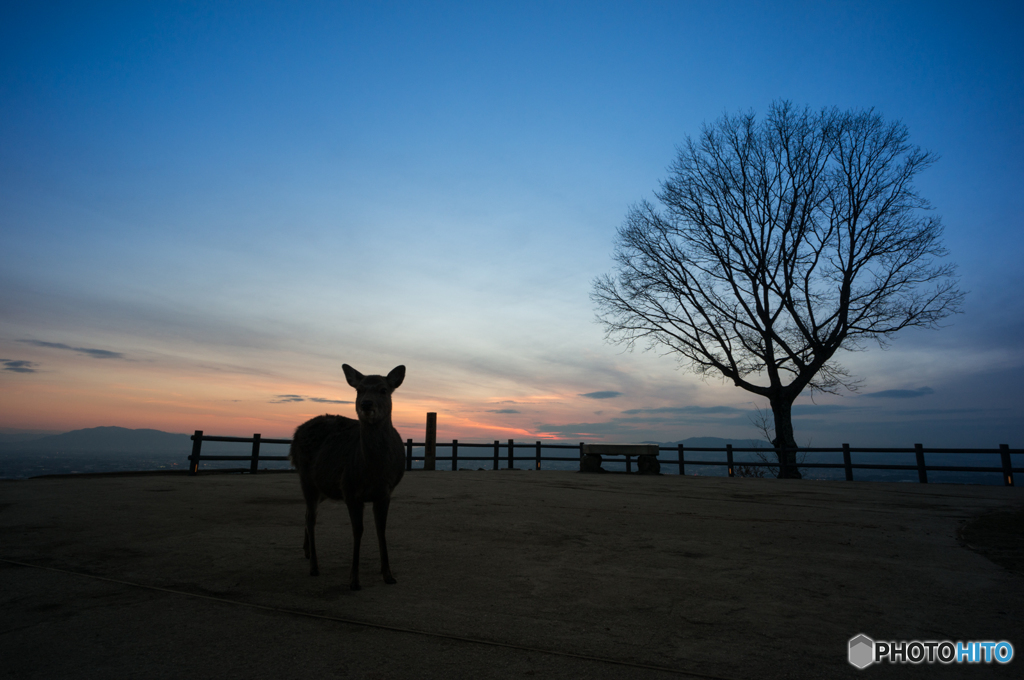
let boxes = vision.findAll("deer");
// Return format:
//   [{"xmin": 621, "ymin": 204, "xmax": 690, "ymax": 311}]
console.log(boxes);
[{"xmin": 288, "ymin": 364, "xmax": 406, "ymax": 590}]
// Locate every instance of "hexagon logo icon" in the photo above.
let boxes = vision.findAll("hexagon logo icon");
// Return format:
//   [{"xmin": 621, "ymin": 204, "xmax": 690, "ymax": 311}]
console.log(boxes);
[{"xmin": 849, "ymin": 634, "xmax": 874, "ymax": 669}]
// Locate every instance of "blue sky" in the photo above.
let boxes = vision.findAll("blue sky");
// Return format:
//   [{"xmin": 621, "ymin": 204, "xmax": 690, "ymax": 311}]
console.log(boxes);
[{"xmin": 1, "ymin": 1, "xmax": 1021, "ymax": 446}]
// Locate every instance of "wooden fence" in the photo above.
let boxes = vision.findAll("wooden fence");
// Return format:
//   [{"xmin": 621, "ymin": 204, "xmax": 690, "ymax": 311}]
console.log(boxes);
[{"xmin": 187, "ymin": 429, "xmax": 1021, "ymax": 487}]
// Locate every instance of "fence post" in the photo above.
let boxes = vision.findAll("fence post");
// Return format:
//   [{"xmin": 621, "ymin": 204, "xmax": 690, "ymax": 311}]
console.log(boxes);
[
  {"xmin": 425, "ymin": 413, "xmax": 437, "ymax": 471},
  {"xmin": 535, "ymin": 441, "xmax": 541, "ymax": 470},
  {"xmin": 507, "ymin": 439, "xmax": 514, "ymax": 469},
  {"xmin": 915, "ymin": 443, "xmax": 928, "ymax": 484},
  {"xmin": 406, "ymin": 439, "xmax": 413, "ymax": 471},
  {"xmin": 452, "ymin": 439, "xmax": 459, "ymax": 471},
  {"xmin": 678, "ymin": 444, "xmax": 685, "ymax": 475},
  {"xmin": 1000, "ymin": 444, "xmax": 1014, "ymax": 487},
  {"xmin": 493, "ymin": 440, "xmax": 499, "ymax": 470},
  {"xmin": 726, "ymin": 444, "xmax": 734, "ymax": 477},
  {"xmin": 579, "ymin": 442, "xmax": 584, "ymax": 469},
  {"xmin": 189, "ymin": 430, "xmax": 203, "ymax": 475},
  {"xmin": 249, "ymin": 433, "xmax": 261, "ymax": 474},
  {"xmin": 843, "ymin": 443, "xmax": 853, "ymax": 481}
]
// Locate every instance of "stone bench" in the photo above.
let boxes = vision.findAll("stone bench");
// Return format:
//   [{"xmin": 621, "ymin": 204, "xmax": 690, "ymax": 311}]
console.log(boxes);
[{"xmin": 580, "ymin": 444, "xmax": 661, "ymax": 474}]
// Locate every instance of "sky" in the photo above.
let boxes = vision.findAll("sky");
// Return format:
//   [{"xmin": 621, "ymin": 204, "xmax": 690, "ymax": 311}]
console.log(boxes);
[{"xmin": 1, "ymin": 1, "xmax": 1022, "ymax": 447}]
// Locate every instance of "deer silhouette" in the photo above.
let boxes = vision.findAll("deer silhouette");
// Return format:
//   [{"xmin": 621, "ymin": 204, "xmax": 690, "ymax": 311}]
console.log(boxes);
[{"xmin": 289, "ymin": 364, "xmax": 406, "ymax": 589}]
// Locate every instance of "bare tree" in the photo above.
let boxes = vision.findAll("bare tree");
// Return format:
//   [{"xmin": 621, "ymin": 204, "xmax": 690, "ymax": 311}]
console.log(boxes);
[{"xmin": 592, "ymin": 101, "xmax": 963, "ymax": 478}]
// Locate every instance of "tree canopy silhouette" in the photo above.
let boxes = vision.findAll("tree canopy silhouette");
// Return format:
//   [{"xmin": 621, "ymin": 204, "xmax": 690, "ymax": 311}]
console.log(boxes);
[{"xmin": 592, "ymin": 101, "xmax": 963, "ymax": 478}]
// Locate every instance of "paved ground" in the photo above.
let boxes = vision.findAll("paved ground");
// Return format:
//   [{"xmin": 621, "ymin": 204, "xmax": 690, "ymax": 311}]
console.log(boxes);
[{"xmin": 1, "ymin": 470, "xmax": 1022, "ymax": 679}]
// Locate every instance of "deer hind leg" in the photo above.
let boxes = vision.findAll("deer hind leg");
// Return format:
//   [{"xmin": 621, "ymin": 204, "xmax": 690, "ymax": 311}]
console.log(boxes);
[
  {"xmin": 373, "ymin": 497, "xmax": 396, "ymax": 584},
  {"xmin": 346, "ymin": 501, "xmax": 365, "ymax": 590},
  {"xmin": 301, "ymin": 480, "xmax": 320, "ymax": 576}
]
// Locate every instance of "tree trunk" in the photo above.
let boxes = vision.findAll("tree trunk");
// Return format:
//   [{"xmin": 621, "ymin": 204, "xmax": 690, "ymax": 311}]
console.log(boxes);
[{"xmin": 769, "ymin": 397, "xmax": 802, "ymax": 479}]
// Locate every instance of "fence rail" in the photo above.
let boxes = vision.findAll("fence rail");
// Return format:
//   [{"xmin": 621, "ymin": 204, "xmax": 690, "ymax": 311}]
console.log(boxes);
[{"xmin": 187, "ymin": 430, "xmax": 1021, "ymax": 486}]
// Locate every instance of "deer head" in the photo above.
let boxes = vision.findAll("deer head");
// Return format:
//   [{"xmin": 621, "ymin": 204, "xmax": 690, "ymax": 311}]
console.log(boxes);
[{"xmin": 342, "ymin": 364, "xmax": 405, "ymax": 425}]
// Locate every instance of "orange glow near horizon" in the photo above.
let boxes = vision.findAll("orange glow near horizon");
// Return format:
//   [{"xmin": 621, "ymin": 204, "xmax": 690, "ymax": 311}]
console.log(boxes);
[
  {"xmin": 0, "ymin": 363, "xmax": 620, "ymax": 441},
  {"xmin": 0, "ymin": 334, "xmax": 796, "ymax": 444}
]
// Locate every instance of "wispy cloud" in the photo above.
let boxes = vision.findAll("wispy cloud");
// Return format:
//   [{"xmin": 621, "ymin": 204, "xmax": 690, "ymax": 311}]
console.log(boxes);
[
  {"xmin": 861, "ymin": 387, "xmax": 935, "ymax": 399},
  {"xmin": 271, "ymin": 395, "xmax": 353, "ymax": 404},
  {"xmin": 1, "ymin": 359, "xmax": 38, "ymax": 373},
  {"xmin": 888, "ymin": 407, "xmax": 989, "ymax": 416},
  {"xmin": 535, "ymin": 404, "xmax": 751, "ymax": 438},
  {"xmin": 621, "ymin": 405, "xmax": 744, "ymax": 415},
  {"xmin": 533, "ymin": 420, "xmax": 639, "ymax": 438},
  {"xmin": 791, "ymin": 404, "xmax": 853, "ymax": 415},
  {"xmin": 487, "ymin": 409, "xmax": 520, "ymax": 414},
  {"xmin": 579, "ymin": 391, "xmax": 623, "ymax": 399},
  {"xmin": 20, "ymin": 340, "xmax": 125, "ymax": 360}
]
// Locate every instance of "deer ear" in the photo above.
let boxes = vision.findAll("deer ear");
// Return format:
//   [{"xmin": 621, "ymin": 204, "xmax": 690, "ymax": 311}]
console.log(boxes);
[
  {"xmin": 342, "ymin": 364, "xmax": 364, "ymax": 388},
  {"xmin": 387, "ymin": 365, "xmax": 405, "ymax": 390}
]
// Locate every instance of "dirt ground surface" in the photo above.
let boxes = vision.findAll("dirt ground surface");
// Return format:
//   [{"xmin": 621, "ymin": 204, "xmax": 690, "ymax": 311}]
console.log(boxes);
[{"xmin": 1, "ymin": 470, "xmax": 1022, "ymax": 679}]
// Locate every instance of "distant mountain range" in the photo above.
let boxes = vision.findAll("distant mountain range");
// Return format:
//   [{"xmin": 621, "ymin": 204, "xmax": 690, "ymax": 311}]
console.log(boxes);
[
  {"xmin": 0, "ymin": 426, "xmax": 194, "ymax": 454},
  {"xmin": 0, "ymin": 427, "xmax": 298, "ymax": 478}
]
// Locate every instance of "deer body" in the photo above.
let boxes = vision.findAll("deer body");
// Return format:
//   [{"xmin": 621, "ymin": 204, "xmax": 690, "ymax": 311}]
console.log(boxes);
[{"xmin": 289, "ymin": 364, "xmax": 406, "ymax": 590}]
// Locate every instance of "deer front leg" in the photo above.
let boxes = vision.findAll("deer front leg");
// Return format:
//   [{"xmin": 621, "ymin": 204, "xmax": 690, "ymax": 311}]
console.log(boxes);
[
  {"xmin": 346, "ymin": 501, "xmax": 365, "ymax": 590},
  {"xmin": 304, "ymin": 499, "xmax": 319, "ymax": 576},
  {"xmin": 373, "ymin": 497, "xmax": 396, "ymax": 584}
]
